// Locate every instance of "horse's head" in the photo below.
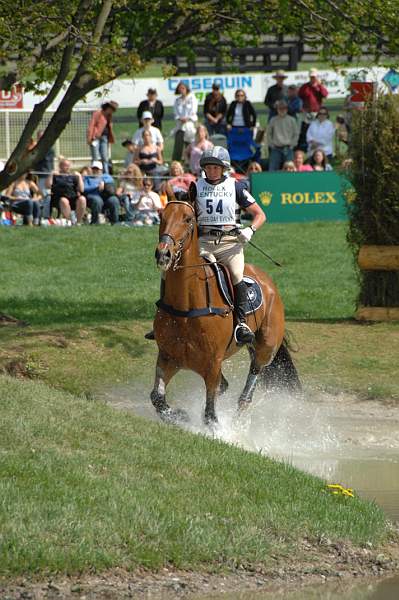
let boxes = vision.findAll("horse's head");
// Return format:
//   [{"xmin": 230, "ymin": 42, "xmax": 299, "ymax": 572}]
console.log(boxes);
[{"xmin": 155, "ymin": 200, "xmax": 196, "ymax": 271}]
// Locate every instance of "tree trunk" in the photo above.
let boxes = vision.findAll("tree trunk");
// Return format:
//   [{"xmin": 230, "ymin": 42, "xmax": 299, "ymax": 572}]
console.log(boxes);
[{"xmin": 0, "ymin": 73, "xmax": 99, "ymax": 190}]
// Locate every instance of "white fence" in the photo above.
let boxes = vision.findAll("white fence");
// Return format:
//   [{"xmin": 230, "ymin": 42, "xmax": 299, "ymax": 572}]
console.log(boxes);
[{"xmin": 0, "ymin": 109, "xmax": 92, "ymax": 162}]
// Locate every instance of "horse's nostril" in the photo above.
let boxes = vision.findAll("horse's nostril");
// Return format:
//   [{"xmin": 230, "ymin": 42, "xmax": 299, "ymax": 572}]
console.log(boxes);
[{"xmin": 156, "ymin": 246, "xmax": 172, "ymax": 268}]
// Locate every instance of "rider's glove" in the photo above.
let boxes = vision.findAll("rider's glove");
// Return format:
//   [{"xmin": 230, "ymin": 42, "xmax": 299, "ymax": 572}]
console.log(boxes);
[{"xmin": 237, "ymin": 226, "xmax": 254, "ymax": 244}]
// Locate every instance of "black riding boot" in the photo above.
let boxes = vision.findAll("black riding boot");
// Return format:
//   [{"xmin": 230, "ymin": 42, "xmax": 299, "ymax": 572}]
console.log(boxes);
[
  {"xmin": 233, "ymin": 281, "xmax": 255, "ymax": 345},
  {"xmin": 144, "ymin": 279, "xmax": 165, "ymax": 340}
]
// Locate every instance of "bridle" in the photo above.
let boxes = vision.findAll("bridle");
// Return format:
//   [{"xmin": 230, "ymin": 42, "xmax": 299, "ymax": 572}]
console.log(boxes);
[{"xmin": 158, "ymin": 201, "xmax": 195, "ymax": 271}]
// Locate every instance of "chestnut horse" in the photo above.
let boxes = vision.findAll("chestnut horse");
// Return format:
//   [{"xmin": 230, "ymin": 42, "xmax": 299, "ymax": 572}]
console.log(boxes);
[{"xmin": 150, "ymin": 200, "xmax": 300, "ymax": 425}]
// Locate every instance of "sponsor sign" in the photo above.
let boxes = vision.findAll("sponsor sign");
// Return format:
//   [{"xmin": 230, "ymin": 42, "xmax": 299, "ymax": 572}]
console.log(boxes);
[
  {"xmin": 0, "ymin": 84, "xmax": 23, "ymax": 109},
  {"xmin": 2, "ymin": 66, "xmax": 391, "ymax": 111},
  {"xmin": 250, "ymin": 171, "xmax": 351, "ymax": 223}
]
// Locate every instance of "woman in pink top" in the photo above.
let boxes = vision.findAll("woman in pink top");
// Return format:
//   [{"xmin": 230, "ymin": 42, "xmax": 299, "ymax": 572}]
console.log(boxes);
[
  {"xmin": 293, "ymin": 150, "xmax": 313, "ymax": 172},
  {"xmin": 87, "ymin": 101, "xmax": 118, "ymax": 173},
  {"xmin": 166, "ymin": 161, "xmax": 196, "ymax": 193},
  {"xmin": 185, "ymin": 124, "xmax": 213, "ymax": 176}
]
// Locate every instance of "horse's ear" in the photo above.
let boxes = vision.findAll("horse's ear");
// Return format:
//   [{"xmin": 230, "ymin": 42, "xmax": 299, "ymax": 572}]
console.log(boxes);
[
  {"xmin": 164, "ymin": 181, "xmax": 176, "ymax": 203},
  {"xmin": 188, "ymin": 181, "xmax": 197, "ymax": 206}
]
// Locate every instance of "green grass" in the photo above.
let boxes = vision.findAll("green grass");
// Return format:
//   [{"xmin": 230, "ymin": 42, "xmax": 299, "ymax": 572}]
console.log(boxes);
[
  {"xmin": 0, "ymin": 375, "xmax": 388, "ymax": 576},
  {"xmin": 0, "ymin": 222, "xmax": 398, "ymax": 401},
  {"xmin": 0, "ymin": 221, "xmax": 397, "ymax": 577},
  {"xmin": 0, "ymin": 221, "xmax": 355, "ymax": 326}
]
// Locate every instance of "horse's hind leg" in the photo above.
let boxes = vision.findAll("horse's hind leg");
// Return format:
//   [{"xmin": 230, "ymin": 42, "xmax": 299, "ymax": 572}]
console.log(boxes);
[{"xmin": 238, "ymin": 346, "xmax": 261, "ymax": 409}]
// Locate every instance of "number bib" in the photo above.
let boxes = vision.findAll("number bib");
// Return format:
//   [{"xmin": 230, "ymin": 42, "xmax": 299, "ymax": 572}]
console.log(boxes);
[{"xmin": 196, "ymin": 177, "xmax": 237, "ymax": 226}]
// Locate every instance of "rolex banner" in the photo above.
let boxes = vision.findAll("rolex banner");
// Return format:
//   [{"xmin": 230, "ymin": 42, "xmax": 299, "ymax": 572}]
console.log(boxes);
[{"xmin": 250, "ymin": 172, "xmax": 351, "ymax": 223}]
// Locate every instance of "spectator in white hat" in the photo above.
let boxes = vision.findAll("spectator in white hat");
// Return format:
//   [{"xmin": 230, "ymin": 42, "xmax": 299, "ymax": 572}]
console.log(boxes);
[
  {"xmin": 298, "ymin": 68, "xmax": 328, "ymax": 116},
  {"xmin": 264, "ymin": 70, "xmax": 288, "ymax": 120},
  {"xmin": 137, "ymin": 88, "xmax": 164, "ymax": 130},
  {"xmin": 132, "ymin": 111, "xmax": 164, "ymax": 152},
  {"xmin": 83, "ymin": 160, "xmax": 121, "ymax": 225}
]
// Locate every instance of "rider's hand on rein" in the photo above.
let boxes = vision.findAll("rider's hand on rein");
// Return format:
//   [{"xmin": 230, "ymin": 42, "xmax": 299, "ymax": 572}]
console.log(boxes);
[{"xmin": 237, "ymin": 227, "xmax": 254, "ymax": 245}]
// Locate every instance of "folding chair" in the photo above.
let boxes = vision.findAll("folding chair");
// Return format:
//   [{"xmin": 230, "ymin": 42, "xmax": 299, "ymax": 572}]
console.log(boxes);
[{"xmin": 227, "ymin": 127, "xmax": 261, "ymax": 174}]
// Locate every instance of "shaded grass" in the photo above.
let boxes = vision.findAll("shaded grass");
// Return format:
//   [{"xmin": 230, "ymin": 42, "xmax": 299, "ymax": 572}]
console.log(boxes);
[
  {"xmin": 1, "ymin": 320, "xmax": 398, "ymax": 401},
  {"xmin": 0, "ymin": 375, "xmax": 389, "ymax": 576}
]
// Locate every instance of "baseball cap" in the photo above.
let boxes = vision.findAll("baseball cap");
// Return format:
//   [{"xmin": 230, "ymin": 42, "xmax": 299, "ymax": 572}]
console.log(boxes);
[
  {"xmin": 309, "ymin": 68, "xmax": 319, "ymax": 77},
  {"xmin": 91, "ymin": 160, "xmax": 103, "ymax": 170},
  {"xmin": 142, "ymin": 111, "xmax": 153, "ymax": 120}
]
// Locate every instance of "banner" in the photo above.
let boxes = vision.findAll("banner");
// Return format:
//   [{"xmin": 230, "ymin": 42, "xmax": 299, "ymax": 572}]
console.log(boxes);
[
  {"xmin": 0, "ymin": 66, "xmax": 391, "ymax": 111},
  {"xmin": 250, "ymin": 171, "xmax": 350, "ymax": 223},
  {"xmin": 0, "ymin": 84, "xmax": 23, "ymax": 109}
]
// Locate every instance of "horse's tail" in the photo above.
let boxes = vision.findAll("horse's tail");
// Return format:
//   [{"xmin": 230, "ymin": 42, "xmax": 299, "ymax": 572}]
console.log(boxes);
[{"xmin": 260, "ymin": 336, "xmax": 301, "ymax": 393}]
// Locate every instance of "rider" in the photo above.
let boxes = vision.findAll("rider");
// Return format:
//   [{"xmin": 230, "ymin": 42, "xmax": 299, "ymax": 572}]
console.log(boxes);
[
  {"xmin": 145, "ymin": 146, "xmax": 266, "ymax": 345},
  {"xmin": 191, "ymin": 146, "xmax": 266, "ymax": 344}
]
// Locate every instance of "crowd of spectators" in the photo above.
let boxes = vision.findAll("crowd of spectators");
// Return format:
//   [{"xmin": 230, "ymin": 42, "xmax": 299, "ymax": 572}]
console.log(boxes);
[{"xmin": 0, "ymin": 68, "xmax": 352, "ymax": 226}]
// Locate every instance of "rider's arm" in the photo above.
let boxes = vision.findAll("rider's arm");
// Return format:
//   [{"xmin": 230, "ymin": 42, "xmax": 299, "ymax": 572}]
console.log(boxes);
[
  {"xmin": 245, "ymin": 201, "xmax": 266, "ymax": 230},
  {"xmin": 235, "ymin": 180, "xmax": 266, "ymax": 235}
]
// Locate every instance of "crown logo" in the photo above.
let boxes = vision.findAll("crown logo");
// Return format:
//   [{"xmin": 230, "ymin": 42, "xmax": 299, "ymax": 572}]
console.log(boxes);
[{"xmin": 259, "ymin": 191, "xmax": 273, "ymax": 207}]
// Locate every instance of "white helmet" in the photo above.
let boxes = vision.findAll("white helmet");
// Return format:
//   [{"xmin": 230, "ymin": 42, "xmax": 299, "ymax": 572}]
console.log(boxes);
[{"xmin": 200, "ymin": 146, "xmax": 231, "ymax": 170}]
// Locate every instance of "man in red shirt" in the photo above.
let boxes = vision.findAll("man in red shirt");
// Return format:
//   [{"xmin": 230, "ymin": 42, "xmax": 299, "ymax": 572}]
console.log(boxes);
[{"xmin": 298, "ymin": 69, "xmax": 328, "ymax": 116}]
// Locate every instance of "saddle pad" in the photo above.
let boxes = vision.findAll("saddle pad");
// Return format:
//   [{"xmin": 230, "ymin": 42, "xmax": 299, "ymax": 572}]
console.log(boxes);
[
  {"xmin": 243, "ymin": 276, "xmax": 263, "ymax": 315},
  {"xmin": 205, "ymin": 259, "xmax": 263, "ymax": 315}
]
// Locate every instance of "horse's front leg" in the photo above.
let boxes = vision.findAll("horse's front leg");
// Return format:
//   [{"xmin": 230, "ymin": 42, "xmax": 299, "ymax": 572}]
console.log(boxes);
[
  {"xmin": 203, "ymin": 362, "xmax": 223, "ymax": 426},
  {"xmin": 238, "ymin": 347, "xmax": 261, "ymax": 410},
  {"xmin": 151, "ymin": 354, "xmax": 188, "ymax": 423}
]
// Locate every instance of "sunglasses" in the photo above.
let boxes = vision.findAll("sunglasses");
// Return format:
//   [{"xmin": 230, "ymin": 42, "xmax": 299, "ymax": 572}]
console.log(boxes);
[{"xmin": 143, "ymin": 182, "xmax": 152, "ymax": 187}]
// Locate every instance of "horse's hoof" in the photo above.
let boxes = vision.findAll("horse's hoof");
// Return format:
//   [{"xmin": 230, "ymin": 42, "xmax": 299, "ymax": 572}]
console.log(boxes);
[
  {"xmin": 238, "ymin": 398, "xmax": 252, "ymax": 412},
  {"xmin": 204, "ymin": 417, "xmax": 219, "ymax": 436}
]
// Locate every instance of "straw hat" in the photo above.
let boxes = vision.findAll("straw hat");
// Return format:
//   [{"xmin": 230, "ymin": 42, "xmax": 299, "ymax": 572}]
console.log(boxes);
[{"xmin": 273, "ymin": 70, "xmax": 287, "ymax": 79}]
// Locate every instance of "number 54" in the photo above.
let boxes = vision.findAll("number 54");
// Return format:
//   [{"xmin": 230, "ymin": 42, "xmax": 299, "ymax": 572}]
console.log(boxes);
[{"xmin": 206, "ymin": 199, "xmax": 223, "ymax": 214}]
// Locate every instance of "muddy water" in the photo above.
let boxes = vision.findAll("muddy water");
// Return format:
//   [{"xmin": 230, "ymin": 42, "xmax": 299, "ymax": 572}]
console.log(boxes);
[
  {"xmin": 101, "ymin": 353, "xmax": 399, "ymax": 522},
  {"xmin": 194, "ymin": 574, "xmax": 399, "ymax": 599}
]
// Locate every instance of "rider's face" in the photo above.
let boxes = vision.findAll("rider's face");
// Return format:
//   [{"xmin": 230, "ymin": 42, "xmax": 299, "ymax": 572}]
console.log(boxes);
[{"xmin": 204, "ymin": 164, "xmax": 223, "ymax": 180}]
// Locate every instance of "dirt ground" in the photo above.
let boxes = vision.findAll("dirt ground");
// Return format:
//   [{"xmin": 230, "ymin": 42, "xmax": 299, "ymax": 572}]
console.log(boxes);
[{"xmin": 1, "ymin": 537, "xmax": 399, "ymax": 600}]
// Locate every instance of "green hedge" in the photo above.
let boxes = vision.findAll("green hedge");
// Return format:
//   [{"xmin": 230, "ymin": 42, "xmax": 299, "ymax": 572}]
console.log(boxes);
[{"xmin": 348, "ymin": 93, "xmax": 399, "ymax": 308}]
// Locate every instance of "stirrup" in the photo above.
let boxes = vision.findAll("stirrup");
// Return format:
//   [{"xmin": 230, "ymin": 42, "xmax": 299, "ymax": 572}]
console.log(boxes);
[
  {"xmin": 144, "ymin": 330, "xmax": 155, "ymax": 340},
  {"xmin": 234, "ymin": 323, "xmax": 255, "ymax": 345}
]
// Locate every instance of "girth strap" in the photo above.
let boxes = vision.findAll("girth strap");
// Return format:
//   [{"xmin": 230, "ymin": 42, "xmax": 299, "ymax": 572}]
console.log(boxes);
[{"xmin": 156, "ymin": 299, "xmax": 230, "ymax": 318}]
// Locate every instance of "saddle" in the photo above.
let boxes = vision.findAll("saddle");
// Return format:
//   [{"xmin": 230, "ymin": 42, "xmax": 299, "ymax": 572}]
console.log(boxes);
[{"xmin": 204, "ymin": 259, "xmax": 263, "ymax": 315}]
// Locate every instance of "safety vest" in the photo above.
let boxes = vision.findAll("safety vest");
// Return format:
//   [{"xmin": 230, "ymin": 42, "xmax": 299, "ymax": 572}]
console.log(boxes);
[{"xmin": 196, "ymin": 177, "xmax": 236, "ymax": 226}]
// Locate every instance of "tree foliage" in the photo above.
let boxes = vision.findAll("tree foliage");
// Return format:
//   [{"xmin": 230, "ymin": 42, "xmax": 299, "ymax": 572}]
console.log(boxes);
[
  {"xmin": 347, "ymin": 94, "xmax": 399, "ymax": 307},
  {"xmin": 0, "ymin": 0, "xmax": 398, "ymax": 188}
]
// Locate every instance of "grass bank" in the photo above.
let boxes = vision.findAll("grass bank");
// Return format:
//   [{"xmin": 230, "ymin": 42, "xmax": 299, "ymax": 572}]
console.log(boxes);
[
  {"xmin": 0, "ymin": 375, "xmax": 391, "ymax": 577},
  {"xmin": 0, "ymin": 221, "xmax": 398, "ymax": 582}
]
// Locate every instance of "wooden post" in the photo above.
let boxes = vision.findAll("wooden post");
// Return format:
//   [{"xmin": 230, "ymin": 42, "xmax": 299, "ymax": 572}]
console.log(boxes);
[
  {"xmin": 356, "ymin": 245, "xmax": 399, "ymax": 321},
  {"xmin": 358, "ymin": 245, "xmax": 399, "ymax": 271}
]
